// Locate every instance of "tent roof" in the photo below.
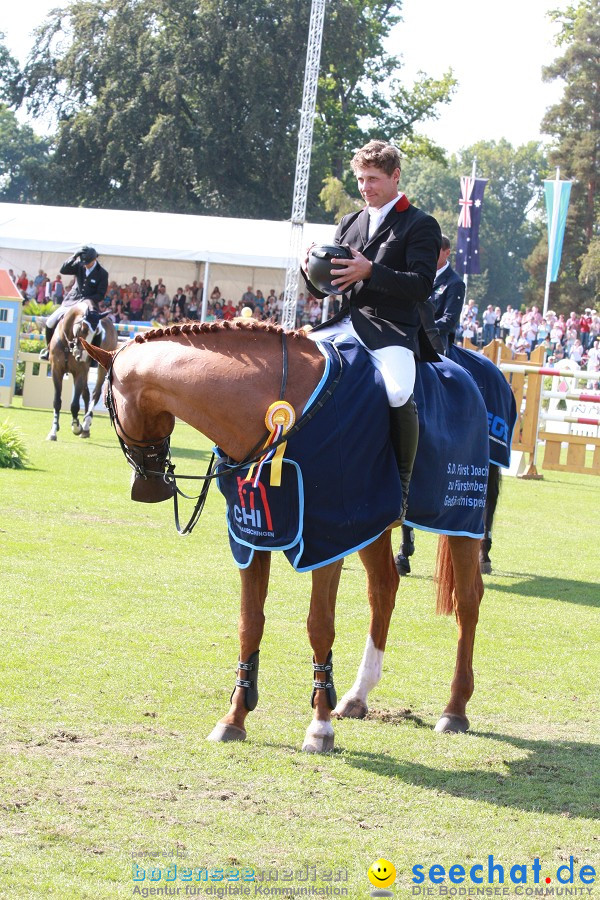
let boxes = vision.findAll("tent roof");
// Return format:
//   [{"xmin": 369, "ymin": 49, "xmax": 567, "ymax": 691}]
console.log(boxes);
[{"xmin": 0, "ymin": 203, "xmax": 336, "ymax": 268}]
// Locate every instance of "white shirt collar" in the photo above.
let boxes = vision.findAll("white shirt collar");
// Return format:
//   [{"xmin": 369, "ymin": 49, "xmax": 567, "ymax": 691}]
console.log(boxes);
[
  {"xmin": 436, "ymin": 261, "xmax": 450, "ymax": 278},
  {"xmin": 85, "ymin": 261, "xmax": 97, "ymax": 275},
  {"xmin": 367, "ymin": 193, "xmax": 403, "ymax": 235}
]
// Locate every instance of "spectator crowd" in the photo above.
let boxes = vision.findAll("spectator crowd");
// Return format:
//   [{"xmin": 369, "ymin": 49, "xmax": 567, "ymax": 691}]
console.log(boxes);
[
  {"xmin": 8, "ymin": 266, "xmax": 600, "ymax": 380},
  {"xmin": 456, "ymin": 298, "xmax": 600, "ymax": 372},
  {"xmin": 9, "ymin": 267, "xmax": 333, "ymax": 330}
]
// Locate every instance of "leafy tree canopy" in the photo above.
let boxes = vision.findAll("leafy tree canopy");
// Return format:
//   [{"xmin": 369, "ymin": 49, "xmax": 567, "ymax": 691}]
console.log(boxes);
[
  {"xmin": 527, "ymin": 0, "xmax": 600, "ymax": 311},
  {"xmin": 18, "ymin": 0, "xmax": 455, "ymax": 219}
]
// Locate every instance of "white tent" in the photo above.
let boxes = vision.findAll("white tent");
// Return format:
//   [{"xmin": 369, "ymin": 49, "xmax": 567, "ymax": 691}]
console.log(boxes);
[{"xmin": 0, "ymin": 202, "xmax": 335, "ymax": 303}]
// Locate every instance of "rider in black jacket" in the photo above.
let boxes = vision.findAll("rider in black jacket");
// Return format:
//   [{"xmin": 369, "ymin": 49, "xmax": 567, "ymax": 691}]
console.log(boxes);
[{"xmin": 40, "ymin": 246, "xmax": 109, "ymax": 359}]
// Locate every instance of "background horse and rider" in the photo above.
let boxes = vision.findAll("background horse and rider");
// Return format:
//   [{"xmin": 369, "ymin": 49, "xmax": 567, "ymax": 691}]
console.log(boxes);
[
  {"xmin": 47, "ymin": 299, "xmax": 117, "ymax": 441},
  {"xmin": 81, "ymin": 318, "xmax": 496, "ymax": 753}
]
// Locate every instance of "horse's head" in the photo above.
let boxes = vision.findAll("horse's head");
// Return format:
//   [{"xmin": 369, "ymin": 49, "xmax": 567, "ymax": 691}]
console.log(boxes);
[
  {"xmin": 71, "ymin": 307, "xmax": 110, "ymax": 361},
  {"xmin": 80, "ymin": 338, "xmax": 176, "ymax": 503}
]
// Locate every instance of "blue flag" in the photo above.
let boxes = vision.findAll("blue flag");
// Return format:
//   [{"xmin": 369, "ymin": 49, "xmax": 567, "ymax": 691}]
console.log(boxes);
[
  {"xmin": 456, "ymin": 176, "xmax": 488, "ymax": 276},
  {"xmin": 544, "ymin": 178, "xmax": 571, "ymax": 282}
]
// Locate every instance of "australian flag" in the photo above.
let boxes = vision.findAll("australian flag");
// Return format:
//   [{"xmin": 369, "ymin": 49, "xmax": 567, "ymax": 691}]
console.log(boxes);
[{"xmin": 455, "ymin": 176, "xmax": 488, "ymax": 276}]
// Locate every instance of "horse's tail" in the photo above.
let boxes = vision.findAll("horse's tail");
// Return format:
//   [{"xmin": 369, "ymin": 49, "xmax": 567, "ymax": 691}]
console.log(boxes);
[{"xmin": 435, "ymin": 535, "xmax": 455, "ymax": 616}]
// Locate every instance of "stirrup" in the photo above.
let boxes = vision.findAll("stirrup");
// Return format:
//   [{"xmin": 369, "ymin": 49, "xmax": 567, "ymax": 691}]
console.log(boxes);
[
  {"xmin": 230, "ymin": 650, "xmax": 260, "ymax": 711},
  {"xmin": 310, "ymin": 650, "xmax": 337, "ymax": 710}
]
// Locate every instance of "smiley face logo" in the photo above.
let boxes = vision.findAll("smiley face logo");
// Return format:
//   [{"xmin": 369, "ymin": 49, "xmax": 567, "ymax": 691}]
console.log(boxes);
[{"xmin": 368, "ymin": 858, "xmax": 396, "ymax": 889}]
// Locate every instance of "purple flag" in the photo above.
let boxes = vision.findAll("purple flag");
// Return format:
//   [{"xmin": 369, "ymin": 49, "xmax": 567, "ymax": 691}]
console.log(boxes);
[{"xmin": 455, "ymin": 176, "xmax": 488, "ymax": 276}]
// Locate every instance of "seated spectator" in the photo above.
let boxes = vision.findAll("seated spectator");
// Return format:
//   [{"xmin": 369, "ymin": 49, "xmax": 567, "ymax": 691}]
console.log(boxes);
[
  {"xmin": 222, "ymin": 300, "xmax": 236, "ymax": 320},
  {"xmin": 51, "ymin": 275, "xmax": 64, "ymax": 303},
  {"xmin": 214, "ymin": 301, "xmax": 224, "ymax": 319},
  {"xmin": 210, "ymin": 286, "xmax": 222, "ymax": 302},
  {"xmin": 172, "ymin": 288, "xmax": 187, "ymax": 319},
  {"xmin": 17, "ymin": 271, "xmax": 28, "ymax": 297},
  {"xmin": 241, "ymin": 285, "xmax": 255, "ymax": 306},
  {"xmin": 155, "ymin": 284, "xmax": 171, "ymax": 308},
  {"xmin": 569, "ymin": 339, "xmax": 584, "ymax": 365},
  {"xmin": 129, "ymin": 293, "xmax": 143, "ymax": 318}
]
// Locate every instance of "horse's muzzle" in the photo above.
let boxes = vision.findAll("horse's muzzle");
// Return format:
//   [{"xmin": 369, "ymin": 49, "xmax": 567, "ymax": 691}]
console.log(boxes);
[{"xmin": 131, "ymin": 471, "xmax": 175, "ymax": 503}]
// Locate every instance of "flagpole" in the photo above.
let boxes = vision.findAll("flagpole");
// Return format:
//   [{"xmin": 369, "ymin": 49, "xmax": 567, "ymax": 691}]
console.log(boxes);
[
  {"xmin": 463, "ymin": 156, "xmax": 477, "ymax": 294},
  {"xmin": 543, "ymin": 167, "xmax": 560, "ymax": 318}
]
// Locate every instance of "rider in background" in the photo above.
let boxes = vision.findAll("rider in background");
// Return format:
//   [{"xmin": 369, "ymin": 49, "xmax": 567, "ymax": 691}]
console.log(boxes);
[{"xmin": 39, "ymin": 246, "xmax": 109, "ymax": 360}]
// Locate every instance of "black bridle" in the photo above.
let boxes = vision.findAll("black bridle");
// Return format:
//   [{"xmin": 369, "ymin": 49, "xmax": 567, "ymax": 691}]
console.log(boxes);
[{"xmin": 105, "ymin": 333, "xmax": 342, "ymax": 535}]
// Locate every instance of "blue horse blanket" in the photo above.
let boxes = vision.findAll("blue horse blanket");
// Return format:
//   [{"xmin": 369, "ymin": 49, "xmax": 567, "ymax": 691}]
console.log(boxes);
[
  {"xmin": 216, "ymin": 338, "xmax": 489, "ymax": 572},
  {"xmin": 448, "ymin": 344, "xmax": 517, "ymax": 468}
]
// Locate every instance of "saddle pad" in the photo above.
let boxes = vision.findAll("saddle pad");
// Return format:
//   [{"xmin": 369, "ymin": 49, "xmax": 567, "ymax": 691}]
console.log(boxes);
[
  {"xmin": 405, "ymin": 355, "xmax": 489, "ymax": 537},
  {"xmin": 217, "ymin": 339, "xmax": 489, "ymax": 572},
  {"xmin": 216, "ymin": 338, "xmax": 401, "ymax": 572},
  {"xmin": 448, "ymin": 344, "xmax": 517, "ymax": 468}
]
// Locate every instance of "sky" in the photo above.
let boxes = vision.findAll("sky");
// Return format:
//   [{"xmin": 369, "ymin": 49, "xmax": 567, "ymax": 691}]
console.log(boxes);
[{"xmin": 3, "ymin": 0, "xmax": 568, "ymax": 154}]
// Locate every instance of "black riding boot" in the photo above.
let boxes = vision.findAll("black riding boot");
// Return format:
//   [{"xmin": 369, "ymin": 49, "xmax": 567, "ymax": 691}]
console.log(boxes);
[
  {"xmin": 389, "ymin": 396, "xmax": 419, "ymax": 524},
  {"xmin": 39, "ymin": 325, "xmax": 55, "ymax": 360}
]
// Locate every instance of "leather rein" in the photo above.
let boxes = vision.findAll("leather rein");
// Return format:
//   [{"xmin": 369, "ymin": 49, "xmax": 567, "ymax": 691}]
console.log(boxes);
[{"xmin": 105, "ymin": 332, "xmax": 342, "ymax": 536}]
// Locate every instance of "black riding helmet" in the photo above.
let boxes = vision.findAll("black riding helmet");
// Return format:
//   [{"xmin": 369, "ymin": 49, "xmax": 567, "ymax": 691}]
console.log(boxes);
[
  {"xmin": 307, "ymin": 244, "xmax": 353, "ymax": 295},
  {"xmin": 80, "ymin": 246, "xmax": 98, "ymax": 264}
]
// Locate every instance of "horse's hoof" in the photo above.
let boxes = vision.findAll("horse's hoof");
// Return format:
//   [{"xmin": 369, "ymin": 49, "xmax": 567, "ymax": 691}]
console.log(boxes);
[
  {"xmin": 47, "ymin": 433, "xmax": 57, "ymax": 442},
  {"xmin": 80, "ymin": 430, "xmax": 90, "ymax": 439},
  {"xmin": 435, "ymin": 714, "xmax": 470, "ymax": 734},
  {"xmin": 302, "ymin": 720, "xmax": 334, "ymax": 753},
  {"xmin": 479, "ymin": 559, "xmax": 492, "ymax": 575},
  {"xmin": 72, "ymin": 423, "xmax": 82, "ymax": 435},
  {"xmin": 332, "ymin": 695, "xmax": 368, "ymax": 719},
  {"xmin": 302, "ymin": 732, "xmax": 334, "ymax": 753},
  {"xmin": 206, "ymin": 723, "xmax": 246, "ymax": 743}
]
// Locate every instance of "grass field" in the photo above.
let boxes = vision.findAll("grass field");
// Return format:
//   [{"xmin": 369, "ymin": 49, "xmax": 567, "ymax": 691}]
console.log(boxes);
[{"xmin": 1, "ymin": 402, "xmax": 599, "ymax": 900}]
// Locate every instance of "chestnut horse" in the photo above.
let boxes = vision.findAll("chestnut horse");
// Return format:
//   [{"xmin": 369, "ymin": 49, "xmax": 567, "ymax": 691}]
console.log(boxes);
[
  {"xmin": 82, "ymin": 320, "xmax": 484, "ymax": 753},
  {"xmin": 47, "ymin": 301, "xmax": 117, "ymax": 441}
]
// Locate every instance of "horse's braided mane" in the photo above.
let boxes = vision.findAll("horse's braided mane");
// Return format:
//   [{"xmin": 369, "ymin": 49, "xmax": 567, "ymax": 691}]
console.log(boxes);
[{"xmin": 133, "ymin": 318, "xmax": 308, "ymax": 344}]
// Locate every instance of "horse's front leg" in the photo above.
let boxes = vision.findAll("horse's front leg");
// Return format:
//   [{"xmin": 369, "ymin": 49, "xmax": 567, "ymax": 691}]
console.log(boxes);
[
  {"xmin": 47, "ymin": 371, "xmax": 64, "ymax": 441},
  {"xmin": 302, "ymin": 559, "xmax": 343, "ymax": 753},
  {"xmin": 78, "ymin": 375, "xmax": 92, "ymax": 438},
  {"xmin": 333, "ymin": 532, "xmax": 399, "ymax": 719},
  {"xmin": 436, "ymin": 536, "xmax": 483, "ymax": 733},
  {"xmin": 207, "ymin": 551, "xmax": 271, "ymax": 743},
  {"xmin": 81, "ymin": 365, "xmax": 105, "ymax": 437}
]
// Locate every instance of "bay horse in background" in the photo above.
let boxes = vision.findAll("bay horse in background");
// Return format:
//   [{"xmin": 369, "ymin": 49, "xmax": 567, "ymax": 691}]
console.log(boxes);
[
  {"xmin": 81, "ymin": 320, "xmax": 484, "ymax": 754},
  {"xmin": 47, "ymin": 301, "xmax": 117, "ymax": 441}
]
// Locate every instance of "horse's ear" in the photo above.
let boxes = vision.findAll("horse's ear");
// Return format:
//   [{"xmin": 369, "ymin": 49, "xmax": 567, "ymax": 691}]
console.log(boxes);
[{"xmin": 80, "ymin": 338, "xmax": 114, "ymax": 371}]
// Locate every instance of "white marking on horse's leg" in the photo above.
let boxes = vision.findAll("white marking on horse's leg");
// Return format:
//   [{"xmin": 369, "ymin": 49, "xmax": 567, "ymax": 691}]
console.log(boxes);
[
  {"xmin": 302, "ymin": 718, "xmax": 334, "ymax": 753},
  {"xmin": 333, "ymin": 635, "xmax": 383, "ymax": 718}
]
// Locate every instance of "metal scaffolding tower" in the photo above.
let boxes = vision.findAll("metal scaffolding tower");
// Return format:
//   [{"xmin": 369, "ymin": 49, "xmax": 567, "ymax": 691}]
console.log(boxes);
[{"xmin": 280, "ymin": 0, "xmax": 327, "ymax": 331}]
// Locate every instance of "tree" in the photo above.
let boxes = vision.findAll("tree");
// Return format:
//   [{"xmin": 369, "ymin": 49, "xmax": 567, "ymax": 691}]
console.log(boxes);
[
  {"xmin": 19, "ymin": 0, "xmax": 455, "ymax": 218},
  {"xmin": 0, "ymin": 32, "xmax": 20, "ymax": 105},
  {"xmin": 0, "ymin": 105, "xmax": 50, "ymax": 202},
  {"xmin": 401, "ymin": 140, "xmax": 548, "ymax": 310},
  {"xmin": 525, "ymin": 0, "xmax": 600, "ymax": 312}
]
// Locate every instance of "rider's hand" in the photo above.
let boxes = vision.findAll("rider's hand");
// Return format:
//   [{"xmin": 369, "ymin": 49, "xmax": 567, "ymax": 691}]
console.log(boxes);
[
  {"xmin": 302, "ymin": 242, "xmax": 316, "ymax": 275},
  {"xmin": 330, "ymin": 248, "xmax": 373, "ymax": 292}
]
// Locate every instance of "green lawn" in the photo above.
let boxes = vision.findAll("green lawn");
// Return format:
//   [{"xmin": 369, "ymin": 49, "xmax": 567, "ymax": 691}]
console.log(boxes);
[{"xmin": 1, "ymin": 403, "xmax": 598, "ymax": 899}]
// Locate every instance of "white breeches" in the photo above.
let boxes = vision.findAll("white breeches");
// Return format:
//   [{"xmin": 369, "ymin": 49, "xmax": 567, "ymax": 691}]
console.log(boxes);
[
  {"xmin": 46, "ymin": 305, "xmax": 67, "ymax": 328},
  {"xmin": 308, "ymin": 316, "xmax": 415, "ymax": 407}
]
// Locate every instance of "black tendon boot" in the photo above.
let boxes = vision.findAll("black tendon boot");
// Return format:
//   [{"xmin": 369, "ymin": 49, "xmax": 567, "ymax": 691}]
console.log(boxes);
[
  {"xmin": 394, "ymin": 523, "xmax": 415, "ymax": 576},
  {"xmin": 39, "ymin": 325, "xmax": 55, "ymax": 360},
  {"xmin": 389, "ymin": 396, "xmax": 419, "ymax": 525}
]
